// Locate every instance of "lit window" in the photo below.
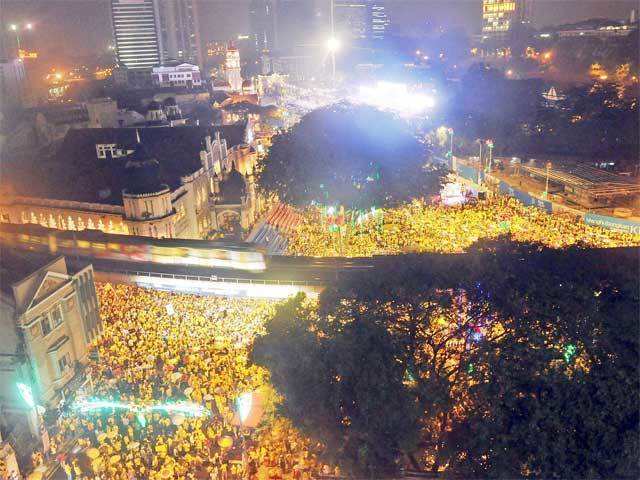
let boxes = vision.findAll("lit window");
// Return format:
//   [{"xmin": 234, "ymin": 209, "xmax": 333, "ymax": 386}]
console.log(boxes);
[
  {"xmin": 41, "ymin": 317, "xmax": 52, "ymax": 336},
  {"xmin": 58, "ymin": 353, "xmax": 71, "ymax": 374},
  {"xmin": 51, "ymin": 307, "xmax": 63, "ymax": 328}
]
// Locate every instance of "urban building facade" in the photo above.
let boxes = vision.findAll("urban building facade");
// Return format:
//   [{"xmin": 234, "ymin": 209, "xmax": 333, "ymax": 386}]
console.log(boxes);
[
  {"xmin": 249, "ymin": 0, "xmax": 277, "ymax": 56},
  {"xmin": 333, "ymin": 1, "xmax": 389, "ymax": 43},
  {"xmin": 0, "ymin": 250, "xmax": 101, "ymax": 408},
  {"xmin": 110, "ymin": 0, "xmax": 162, "ymax": 70},
  {"xmin": 0, "ymin": 126, "xmax": 260, "ymax": 239},
  {"xmin": 152, "ymin": 63, "xmax": 202, "ymax": 88},
  {"xmin": 482, "ymin": 0, "xmax": 528, "ymax": 35},
  {"xmin": 0, "ymin": 58, "xmax": 26, "ymax": 110},
  {"xmin": 157, "ymin": 0, "xmax": 202, "ymax": 67},
  {"xmin": 111, "ymin": 0, "xmax": 202, "ymax": 71}
]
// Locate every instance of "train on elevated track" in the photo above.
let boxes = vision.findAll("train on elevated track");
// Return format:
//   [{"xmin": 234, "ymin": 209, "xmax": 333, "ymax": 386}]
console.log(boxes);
[{"xmin": 0, "ymin": 224, "xmax": 267, "ymax": 272}]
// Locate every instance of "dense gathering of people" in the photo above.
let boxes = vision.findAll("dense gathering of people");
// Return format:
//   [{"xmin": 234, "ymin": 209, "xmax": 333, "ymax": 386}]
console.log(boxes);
[
  {"xmin": 286, "ymin": 198, "xmax": 640, "ymax": 257},
  {"xmin": 52, "ymin": 285, "xmax": 331, "ymax": 480}
]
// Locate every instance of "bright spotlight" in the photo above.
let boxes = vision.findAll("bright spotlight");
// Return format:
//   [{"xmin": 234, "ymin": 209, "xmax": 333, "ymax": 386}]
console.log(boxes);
[
  {"xmin": 9, "ymin": 24, "xmax": 17, "ymax": 31},
  {"xmin": 356, "ymin": 81, "xmax": 435, "ymax": 116},
  {"xmin": 25, "ymin": 23, "xmax": 33, "ymax": 30},
  {"xmin": 236, "ymin": 392, "xmax": 253, "ymax": 424},
  {"xmin": 327, "ymin": 37, "xmax": 340, "ymax": 52}
]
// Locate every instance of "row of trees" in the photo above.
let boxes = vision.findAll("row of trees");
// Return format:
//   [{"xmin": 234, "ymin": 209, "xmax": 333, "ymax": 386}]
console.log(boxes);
[
  {"xmin": 445, "ymin": 64, "xmax": 639, "ymax": 160},
  {"xmin": 252, "ymin": 240, "xmax": 639, "ymax": 478}
]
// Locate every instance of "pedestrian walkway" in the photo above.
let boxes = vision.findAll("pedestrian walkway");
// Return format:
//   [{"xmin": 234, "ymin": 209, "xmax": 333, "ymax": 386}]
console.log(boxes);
[{"xmin": 247, "ymin": 203, "xmax": 303, "ymax": 254}]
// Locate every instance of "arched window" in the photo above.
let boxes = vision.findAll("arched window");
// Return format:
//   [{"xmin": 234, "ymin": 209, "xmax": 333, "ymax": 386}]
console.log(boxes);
[
  {"xmin": 87, "ymin": 218, "xmax": 95, "ymax": 230},
  {"xmin": 68, "ymin": 216, "xmax": 75, "ymax": 230},
  {"xmin": 98, "ymin": 219, "xmax": 105, "ymax": 231},
  {"xmin": 77, "ymin": 217, "xmax": 85, "ymax": 230}
]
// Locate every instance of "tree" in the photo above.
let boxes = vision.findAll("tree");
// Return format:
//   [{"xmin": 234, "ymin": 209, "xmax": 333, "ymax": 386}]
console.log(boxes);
[
  {"xmin": 445, "ymin": 241, "xmax": 640, "ymax": 478},
  {"xmin": 255, "ymin": 241, "xmax": 639, "ymax": 478},
  {"xmin": 251, "ymin": 294, "xmax": 420, "ymax": 477},
  {"xmin": 256, "ymin": 103, "xmax": 442, "ymax": 209}
]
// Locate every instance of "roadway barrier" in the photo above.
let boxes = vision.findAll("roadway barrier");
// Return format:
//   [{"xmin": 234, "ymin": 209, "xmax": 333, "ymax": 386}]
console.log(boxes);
[
  {"xmin": 584, "ymin": 213, "xmax": 640, "ymax": 234},
  {"xmin": 94, "ymin": 269, "xmax": 324, "ymax": 299},
  {"xmin": 498, "ymin": 181, "xmax": 553, "ymax": 213},
  {"xmin": 457, "ymin": 163, "xmax": 484, "ymax": 184}
]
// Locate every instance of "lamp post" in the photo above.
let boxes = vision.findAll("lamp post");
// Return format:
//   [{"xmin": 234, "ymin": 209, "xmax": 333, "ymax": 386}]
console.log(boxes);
[
  {"xmin": 476, "ymin": 139, "xmax": 483, "ymax": 185},
  {"xmin": 486, "ymin": 139, "xmax": 494, "ymax": 173},
  {"xmin": 328, "ymin": 0, "xmax": 339, "ymax": 82},
  {"xmin": 447, "ymin": 128, "xmax": 454, "ymax": 158},
  {"xmin": 544, "ymin": 161, "xmax": 552, "ymax": 198},
  {"xmin": 8, "ymin": 22, "xmax": 32, "ymax": 52}
]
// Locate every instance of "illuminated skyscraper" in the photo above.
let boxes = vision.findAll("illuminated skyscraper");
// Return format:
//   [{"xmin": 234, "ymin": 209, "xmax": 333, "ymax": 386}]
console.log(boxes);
[
  {"xmin": 482, "ymin": 0, "xmax": 528, "ymax": 35},
  {"xmin": 111, "ymin": 0, "xmax": 161, "ymax": 70},
  {"xmin": 110, "ymin": 0, "xmax": 201, "ymax": 70},
  {"xmin": 333, "ymin": 1, "xmax": 389, "ymax": 43}
]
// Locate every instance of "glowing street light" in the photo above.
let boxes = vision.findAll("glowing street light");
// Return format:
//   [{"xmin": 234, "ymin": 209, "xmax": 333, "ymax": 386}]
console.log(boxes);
[
  {"xmin": 327, "ymin": 37, "xmax": 340, "ymax": 52},
  {"xmin": 17, "ymin": 382, "xmax": 35, "ymax": 408},
  {"xmin": 8, "ymin": 22, "xmax": 33, "ymax": 50},
  {"xmin": 486, "ymin": 139, "xmax": 494, "ymax": 172},
  {"xmin": 236, "ymin": 392, "xmax": 253, "ymax": 424}
]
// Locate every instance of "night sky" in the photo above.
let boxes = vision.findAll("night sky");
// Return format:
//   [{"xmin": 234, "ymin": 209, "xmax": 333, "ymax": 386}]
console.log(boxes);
[{"xmin": 2, "ymin": 0, "xmax": 637, "ymax": 58}]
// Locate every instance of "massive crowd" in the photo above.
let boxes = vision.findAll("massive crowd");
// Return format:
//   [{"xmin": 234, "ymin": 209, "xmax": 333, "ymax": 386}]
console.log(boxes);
[
  {"xmin": 286, "ymin": 198, "xmax": 640, "ymax": 257},
  {"xmin": 51, "ymin": 285, "xmax": 331, "ymax": 480}
]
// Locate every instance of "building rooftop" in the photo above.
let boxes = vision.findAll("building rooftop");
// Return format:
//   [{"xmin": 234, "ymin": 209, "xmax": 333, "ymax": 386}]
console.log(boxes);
[
  {"xmin": 0, "ymin": 248, "xmax": 59, "ymax": 297},
  {"xmin": 4, "ymin": 125, "xmax": 248, "ymax": 205}
]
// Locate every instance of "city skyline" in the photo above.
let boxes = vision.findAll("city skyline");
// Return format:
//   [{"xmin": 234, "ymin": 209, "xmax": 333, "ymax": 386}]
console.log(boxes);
[{"xmin": 2, "ymin": 0, "xmax": 637, "ymax": 58}]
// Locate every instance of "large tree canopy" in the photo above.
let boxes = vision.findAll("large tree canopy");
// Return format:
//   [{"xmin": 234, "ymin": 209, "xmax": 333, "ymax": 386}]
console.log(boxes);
[
  {"xmin": 257, "ymin": 103, "xmax": 443, "ymax": 209},
  {"xmin": 252, "ymin": 241, "xmax": 639, "ymax": 478}
]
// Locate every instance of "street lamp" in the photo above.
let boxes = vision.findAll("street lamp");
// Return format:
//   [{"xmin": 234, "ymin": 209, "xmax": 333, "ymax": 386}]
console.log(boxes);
[
  {"xmin": 476, "ymin": 139, "xmax": 484, "ymax": 185},
  {"xmin": 544, "ymin": 161, "xmax": 552, "ymax": 198},
  {"xmin": 8, "ymin": 22, "xmax": 33, "ymax": 51},
  {"xmin": 327, "ymin": 37, "xmax": 340, "ymax": 81},
  {"xmin": 486, "ymin": 139, "xmax": 494, "ymax": 173}
]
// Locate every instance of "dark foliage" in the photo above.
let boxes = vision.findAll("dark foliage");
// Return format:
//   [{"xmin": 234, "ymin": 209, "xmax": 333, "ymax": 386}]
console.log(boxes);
[
  {"xmin": 253, "ymin": 241, "xmax": 640, "ymax": 478},
  {"xmin": 256, "ymin": 103, "xmax": 444, "ymax": 209}
]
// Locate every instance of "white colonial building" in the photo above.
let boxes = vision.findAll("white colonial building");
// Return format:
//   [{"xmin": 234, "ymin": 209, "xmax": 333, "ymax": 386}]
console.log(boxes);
[{"xmin": 152, "ymin": 63, "xmax": 202, "ymax": 88}]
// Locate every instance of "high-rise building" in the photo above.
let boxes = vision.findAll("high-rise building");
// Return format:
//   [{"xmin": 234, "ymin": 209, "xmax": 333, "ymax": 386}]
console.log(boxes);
[
  {"xmin": 157, "ymin": 0, "xmax": 202, "ymax": 66},
  {"xmin": 333, "ymin": 1, "xmax": 389, "ymax": 43},
  {"xmin": 482, "ymin": 0, "xmax": 528, "ymax": 35},
  {"xmin": 110, "ymin": 0, "xmax": 202, "ymax": 71},
  {"xmin": 111, "ymin": 0, "xmax": 162, "ymax": 70},
  {"xmin": 249, "ymin": 0, "xmax": 277, "ymax": 55},
  {"xmin": 369, "ymin": 2, "xmax": 389, "ymax": 41},
  {"xmin": 334, "ymin": 1, "xmax": 368, "ymax": 41}
]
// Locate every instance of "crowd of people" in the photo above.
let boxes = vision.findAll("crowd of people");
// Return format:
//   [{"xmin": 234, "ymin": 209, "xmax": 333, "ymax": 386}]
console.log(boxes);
[
  {"xmin": 52, "ymin": 285, "xmax": 332, "ymax": 480},
  {"xmin": 286, "ymin": 198, "xmax": 640, "ymax": 257}
]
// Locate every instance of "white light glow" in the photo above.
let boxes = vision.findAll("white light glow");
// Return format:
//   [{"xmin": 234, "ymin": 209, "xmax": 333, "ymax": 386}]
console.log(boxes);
[
  {"xmin": 236, "ymin": 392, "xmax": 253, "ymax": 423},
  {"xmin": 355, "ymin": 81, "xmax": 435, "ymax": 115},
  {"xmin": 327, "ymin": 37, "xmax": 340, "ymax": 52}
]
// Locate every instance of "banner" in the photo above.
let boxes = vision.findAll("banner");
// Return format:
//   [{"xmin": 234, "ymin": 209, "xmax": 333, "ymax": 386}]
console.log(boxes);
[
  {"xmin": 456, "ymin": 163, "xmax": 483, "ymax": 184},
  {"xmin": 499, "ymin": 181, "xmax": 552, "ymax": 213},
  {"xmin": 584, "ymin": 213, "xmax": 640, "ymax": 234}
]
